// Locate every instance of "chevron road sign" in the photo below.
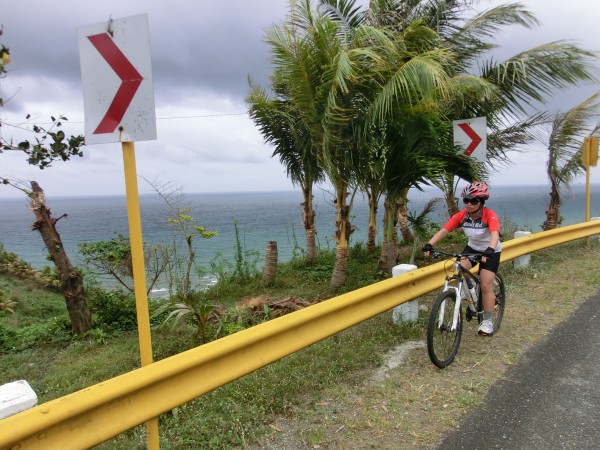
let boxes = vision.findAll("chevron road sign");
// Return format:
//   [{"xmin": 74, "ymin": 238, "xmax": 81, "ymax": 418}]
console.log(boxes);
[
  {"xmin": 78, "ymin": 14, "xmax": 156, "ymax": 145},
  {"xmin": 453, "ymin": 116, "xmax": 487, "ymax": 163}
]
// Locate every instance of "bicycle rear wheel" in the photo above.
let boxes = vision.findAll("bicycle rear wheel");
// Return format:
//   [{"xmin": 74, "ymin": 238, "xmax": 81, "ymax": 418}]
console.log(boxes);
[
  {"xmin": 491, "ymin": 274, "xmax": 505, "ymax": 332},
  {"xmin": 427, "ymin": 291, "xmax": 463, "ymax": 368},
  {"xmin": 476, "ymin": 274, "xmax": 505, "ymax": 333}
]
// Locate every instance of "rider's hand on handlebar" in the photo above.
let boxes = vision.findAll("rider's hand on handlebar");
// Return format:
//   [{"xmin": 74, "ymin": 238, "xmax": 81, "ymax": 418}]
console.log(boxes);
[
  {"xmin": 422, "ymin": 243, "xmax": 433, "ymax": 256},
  {"xmin": 482, "ymin": 246, "xmax": 495, "ymax": 262}
]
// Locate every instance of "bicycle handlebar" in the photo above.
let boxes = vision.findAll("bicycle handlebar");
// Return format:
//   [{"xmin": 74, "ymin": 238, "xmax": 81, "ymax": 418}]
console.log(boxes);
[{"xmin": 428, "ymin": 248, "xmax": 483, "ymax": 261}]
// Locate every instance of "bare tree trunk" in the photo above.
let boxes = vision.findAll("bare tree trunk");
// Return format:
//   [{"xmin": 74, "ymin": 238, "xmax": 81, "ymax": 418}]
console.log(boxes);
[
  {"xmin": 184, "ymin": 235, "xmax": 194, "ymax": 296},
  {"xmin": 262, "ymin": 241, "xmax": 278, "ymax": 284},
  {"xmin": 29, "ymin": 182, "xmax": 92, "ymax": 334}
]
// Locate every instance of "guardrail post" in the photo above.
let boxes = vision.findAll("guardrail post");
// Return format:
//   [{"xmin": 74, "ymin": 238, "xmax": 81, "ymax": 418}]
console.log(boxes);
[
  {"xmin": 513, "ymin": 231, "xmax": 531, "ymax": 268},
  {"xmin": 0, "ymin": 380, "xmax": 38, "ymax": 420},
  {"xmin": 392, "ymin": 264, "xmax": 419, "ymax": 323}
]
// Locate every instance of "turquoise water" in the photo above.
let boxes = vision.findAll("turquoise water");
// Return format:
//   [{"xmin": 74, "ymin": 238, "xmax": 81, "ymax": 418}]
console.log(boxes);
[{"xmin": 1, "ymin": 184, "xmax": 599, "ymax": 292}]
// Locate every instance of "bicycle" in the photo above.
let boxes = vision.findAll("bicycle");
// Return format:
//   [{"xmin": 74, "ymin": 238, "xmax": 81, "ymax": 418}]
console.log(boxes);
[{"xmin": 426, "ymin": 249, "xmax": 506, "ymax": 368}]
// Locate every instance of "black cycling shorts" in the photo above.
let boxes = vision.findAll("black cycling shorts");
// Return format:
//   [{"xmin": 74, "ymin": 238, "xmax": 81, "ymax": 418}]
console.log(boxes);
[{"xmin": 463, "ymin": 245, "xmax": 501, "ymax": 273}]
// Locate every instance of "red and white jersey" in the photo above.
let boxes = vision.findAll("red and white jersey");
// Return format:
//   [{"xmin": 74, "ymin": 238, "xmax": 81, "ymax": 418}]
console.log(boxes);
[{"xmin": 443, "ymin": 208, "xmax": 502, "ymax": 252}]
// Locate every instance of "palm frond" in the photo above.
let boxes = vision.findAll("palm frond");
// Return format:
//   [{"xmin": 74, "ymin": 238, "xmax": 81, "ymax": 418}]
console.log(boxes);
[
  {"xmin": 319, "ymin": 0, "xmax": 366, "ymax": 29},
  {"xmin": 546, "ymin": 93, "xmax": 600, "ymax": 185},
  {"xmin": 449, "ymin": 3, "xmax": 539, "ymax": 67},
  {"xmin": 481, "ymin": 42, "xmax": 598, "ymax": 114}
]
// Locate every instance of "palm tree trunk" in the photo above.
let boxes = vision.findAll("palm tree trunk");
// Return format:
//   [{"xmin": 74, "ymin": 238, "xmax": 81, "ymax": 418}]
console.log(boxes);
[
  {"xmin": 380, "ymin": 195, "xmax": 400, "ymax": 276},
  {"xmin": 29, "ymin": 181, "xmax": 92, "ymax": 334},
  {"xmin": 397, "ymin": 187, "xmax": 413, "ymax": 243},
  {"xmin": 331, "ymin": 246, "xmax": 349, "ymax": 289},
  {"xmin": 543, "ymin": 184, "xmax": 562, "ymax": 230},
  {"xmin": 301, "ymin": 185, "xmax": 317, "ymax": 262},
  {"xmin": 366, "ymin": 188, "xmax": 379, "ymax": 253},
  {"xmin": 443, "ymin": 174, "xmax": 460, "ymax": 217},
  {"xmin": 262, "ymin": 241, "xmax": 278, "ymax": 284},
  {"xmin": 331, "ymin": 186, "xmax": 351, "ymax": 288},
  {"xmin": 379, "ymin": 200, "xmax": 389, "ymax": 271}
]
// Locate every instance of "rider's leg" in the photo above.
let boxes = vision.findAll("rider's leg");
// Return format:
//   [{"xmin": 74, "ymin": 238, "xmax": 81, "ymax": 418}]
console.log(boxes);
[{"xmin": 479, "ymin": 268, "xmax": 495, "ymax": 314}]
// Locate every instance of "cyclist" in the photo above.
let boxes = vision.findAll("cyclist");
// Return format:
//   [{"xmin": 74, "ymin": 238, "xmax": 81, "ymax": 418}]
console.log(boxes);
[{"xmin": 422, "ymin": 181, "xmax": 502, "ymax": 336}]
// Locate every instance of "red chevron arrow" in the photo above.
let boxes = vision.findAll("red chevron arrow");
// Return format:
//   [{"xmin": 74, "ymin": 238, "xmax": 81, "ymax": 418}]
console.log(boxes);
[
  {"xmin": 457, "ymin": 122, "xmax": 482, "ymax": 156},
  {"xmin": 87, "ymin": 33, "xmax": 143, "ymax": 134}
]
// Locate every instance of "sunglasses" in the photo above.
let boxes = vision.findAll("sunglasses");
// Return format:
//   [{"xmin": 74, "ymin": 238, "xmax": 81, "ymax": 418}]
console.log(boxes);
[{"xmin": 463, "ymin": 198, "xmax": 481, "ymax": 205}]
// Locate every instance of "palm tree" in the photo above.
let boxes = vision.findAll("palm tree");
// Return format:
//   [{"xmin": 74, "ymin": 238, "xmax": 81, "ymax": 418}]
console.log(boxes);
[
  {"xmin": 352, "ymin": 126, "xmax": 386, "ymax": 253},
  {"xmin": 375, "ymin": 110, "xmax": 477, "ymax": 273},
  {"xmin": 319, "ymin": 0, "xmax": 493, "ymax": 282},
  {"xmin": 262, "ymin": 0, "xmax": 388, "ymax": 288},
  {"xmin": 377, "ymin": 1, "xmax": 598, "ymax": 216},
  {"xmin": 256, "ymin": 0, "xmax": 597, "ymax": 287},
  {"xmin": 542, "ymin": 93, "xmax": 600, "ymax": 230},
  {"xmin": 321, "ymin": 1, "xmax": 482, "ymax": 264},
  {"xmin": 260, "ymin": 1, "xmax": 353, "ymax": 284},
  {"xmin": 246, "ymin": 81, "xmax": 324, "ymax": 262}
]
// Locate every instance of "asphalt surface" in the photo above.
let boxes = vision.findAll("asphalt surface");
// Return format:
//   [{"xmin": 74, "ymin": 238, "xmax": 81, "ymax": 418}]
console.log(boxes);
[{"xmin": 437, "ymin": 290, "xmax": 600, "ymax": 450}]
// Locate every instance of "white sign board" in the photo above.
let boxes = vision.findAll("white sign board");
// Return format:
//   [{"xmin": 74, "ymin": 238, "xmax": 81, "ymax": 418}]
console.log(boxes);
[
  {"xmin": 453, "ymin": 116, "xmax": 487, "ymax": 163},
  {"xmin": 78, "ymin": 14, "xmax": 156, "ymax": 145}
]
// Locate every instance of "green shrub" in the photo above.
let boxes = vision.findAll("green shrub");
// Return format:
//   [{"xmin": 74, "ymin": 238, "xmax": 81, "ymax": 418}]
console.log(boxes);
[
  {"xmin": 38, "ymin": 266, "xmax": 61, "ymax": 289},
  {"xmin": 0, "ymin": 316, "xmax": 71, "ymax": 352},
  {"xmin": 87, "ymin": 288, "xmax": 139, "ymax": 332},
  {"xmin": 0, "ymin": 322, "xmax": 17, "ymax": 350}
]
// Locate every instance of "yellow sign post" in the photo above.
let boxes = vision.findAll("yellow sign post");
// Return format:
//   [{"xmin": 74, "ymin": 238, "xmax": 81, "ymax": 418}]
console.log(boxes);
[
  {"xmin": 582, "ymin": 136, "xmax": 598, "ymax": 222},
  {"xmin": 122, "ymin": 141, "xmax": 160, "ymax": 448},
  {"xmin": 79, "ymin": 14, "xmax": 159, "ymax": 448},
  {"xmin": 582, "ymin": 136, "xmax": 598, "ymax": 247}
]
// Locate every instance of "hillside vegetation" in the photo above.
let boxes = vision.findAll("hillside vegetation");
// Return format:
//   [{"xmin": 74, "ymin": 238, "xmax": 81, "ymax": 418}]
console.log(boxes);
[{"xmin": 1, "ymin": 237, "xmax": 599, "ymax": 449}]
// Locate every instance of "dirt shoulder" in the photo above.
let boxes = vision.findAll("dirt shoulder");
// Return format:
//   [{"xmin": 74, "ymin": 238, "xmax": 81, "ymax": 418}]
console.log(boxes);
[{"xmin": 251, "ymin": 242, "xmax": 600, "ymax": 449}]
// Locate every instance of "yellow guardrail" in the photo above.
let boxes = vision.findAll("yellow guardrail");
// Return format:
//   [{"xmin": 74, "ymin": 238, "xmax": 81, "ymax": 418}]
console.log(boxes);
[{"xmin": 2, "ymin": 220, "xmax": 599, "ymax": 449}]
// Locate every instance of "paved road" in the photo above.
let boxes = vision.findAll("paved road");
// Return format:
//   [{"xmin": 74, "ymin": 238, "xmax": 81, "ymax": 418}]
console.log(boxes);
[{"xmin": 437, "ymin": 290, "xmax": 600, "ymax": 449}]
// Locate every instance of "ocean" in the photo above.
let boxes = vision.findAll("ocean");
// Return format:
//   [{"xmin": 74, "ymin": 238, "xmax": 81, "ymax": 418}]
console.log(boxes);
[{"xmin": 1, "ymin": 184, "xmax": 599, "ymax": 293}]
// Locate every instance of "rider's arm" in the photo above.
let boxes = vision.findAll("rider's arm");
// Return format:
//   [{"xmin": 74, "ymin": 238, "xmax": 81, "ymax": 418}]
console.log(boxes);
[
  {"xmin": 428, "ymin": 228, "xmax": 450, "ymax": 247},
  {"xmin": 487, "ymin": 230, "xmax": 500, "ymax": 251},
  {"xmin": 481, "ymin": 230, "xmax": 500, "ymax": 263},
  {"xmin": 423, "ymin": 228, "xmax": 450, "ymax": 256},
  {"xmin": 423, "ymin": 212, "xmax": 463, "ymax": 255}
]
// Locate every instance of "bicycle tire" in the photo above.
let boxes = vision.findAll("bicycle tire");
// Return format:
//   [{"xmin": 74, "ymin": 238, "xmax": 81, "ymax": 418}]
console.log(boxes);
[
  {"xmin": 476, "ymin": 274, "xmax": 505, "ymax": 332},
  {"xmin": 491, "ymin": 274, "xmax": 505, "ymax": 332},
  {"xmin": 427, "ymin": 290, "xmax": 463, "ymax": 368}
]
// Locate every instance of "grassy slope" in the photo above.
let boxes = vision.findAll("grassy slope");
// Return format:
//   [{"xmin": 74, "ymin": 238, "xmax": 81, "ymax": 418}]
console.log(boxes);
[
  {"xmin": 252, "ymin": 240, "xmax": 600, "ymax": 449},
  {"xmin": 1, "ymin": 239, "xmax": 598, "ymax": 449}
]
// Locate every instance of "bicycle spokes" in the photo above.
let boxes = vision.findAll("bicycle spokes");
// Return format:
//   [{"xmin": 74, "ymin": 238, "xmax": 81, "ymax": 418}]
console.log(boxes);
[{"xmin": 427, "ymin": 292, "xmax": 463, "ymax": 368}]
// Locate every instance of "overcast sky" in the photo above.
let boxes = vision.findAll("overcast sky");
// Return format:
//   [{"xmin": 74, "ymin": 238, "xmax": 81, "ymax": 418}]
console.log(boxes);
[{"xmin": 1, "ymin": 0, "xmax": 599, "ymax": 198}]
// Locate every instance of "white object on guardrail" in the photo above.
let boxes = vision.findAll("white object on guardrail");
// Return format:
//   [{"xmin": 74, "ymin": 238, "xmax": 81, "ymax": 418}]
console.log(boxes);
[
  {"xmin": 513, "ymin": 231, "xmax": 531, "ymax": 268},
  {"xmin": 392, "ymin": 264, "xmax": 419, "ymax": 323},
  {"xmin": 0, "ymin": 380, "xmax": 38, "ymax": 420}
]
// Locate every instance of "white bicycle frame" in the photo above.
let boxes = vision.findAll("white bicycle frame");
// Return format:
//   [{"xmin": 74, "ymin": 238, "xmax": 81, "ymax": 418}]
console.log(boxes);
[{"xmin": 438, "ymin": 260, "xmax": 469, "ymax": 332}]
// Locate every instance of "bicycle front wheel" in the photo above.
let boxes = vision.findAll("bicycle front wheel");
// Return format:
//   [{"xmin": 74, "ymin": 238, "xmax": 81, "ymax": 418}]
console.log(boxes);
[{"xmin": 427, "ymin": 291, "xmax": 463, "ymax": 368}]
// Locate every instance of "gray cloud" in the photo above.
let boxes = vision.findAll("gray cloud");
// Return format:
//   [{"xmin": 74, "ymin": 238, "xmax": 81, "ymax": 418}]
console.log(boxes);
[{"xmin": 1, "ymin": 0, "xmax": 599, "ymax": 197}]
